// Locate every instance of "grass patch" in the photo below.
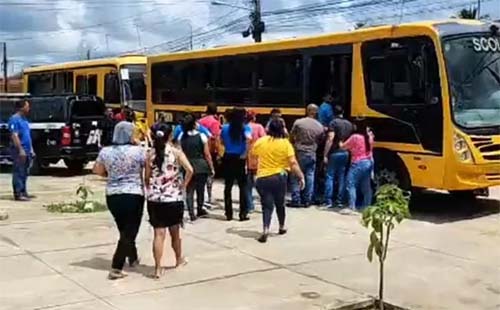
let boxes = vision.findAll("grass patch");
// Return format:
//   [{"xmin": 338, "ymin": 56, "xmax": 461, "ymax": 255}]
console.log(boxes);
[{"xmin": 45, "ymin": 200, "xmax": 107, "ymax": 213}]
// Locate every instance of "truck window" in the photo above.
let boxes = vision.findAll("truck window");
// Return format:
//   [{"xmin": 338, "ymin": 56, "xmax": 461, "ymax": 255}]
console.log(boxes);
[{"xmin": 29, "ymin": 97, "xmax": 66, "ymax": 123}]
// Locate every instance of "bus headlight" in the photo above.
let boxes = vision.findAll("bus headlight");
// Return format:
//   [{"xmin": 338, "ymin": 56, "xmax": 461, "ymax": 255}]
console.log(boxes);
[{"xmin": 453, "ymin": 133, "xmax": 473, "ymax": 163}]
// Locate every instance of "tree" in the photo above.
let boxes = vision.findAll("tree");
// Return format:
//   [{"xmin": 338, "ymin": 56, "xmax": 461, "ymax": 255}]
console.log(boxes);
[
  {"xmin": 453, "ymin": 7, "xmax": 490, "ymax": 19},
  {"xmin": 457, "ymin": 7, "xmax": 477, "ymax": 19},
  {"xmin": 361, "ymin": 184, "xmax": 411, "ymax": 310}
]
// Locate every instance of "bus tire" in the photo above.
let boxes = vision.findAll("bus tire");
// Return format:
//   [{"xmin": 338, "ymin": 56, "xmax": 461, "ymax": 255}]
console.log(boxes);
[
  {"xmin": 64, "ymin": 159, "xmax": 85, "ymax": 173},
  {"xmin": 373, "ymin": 151, "xmax": 411, "ymax": 192}
]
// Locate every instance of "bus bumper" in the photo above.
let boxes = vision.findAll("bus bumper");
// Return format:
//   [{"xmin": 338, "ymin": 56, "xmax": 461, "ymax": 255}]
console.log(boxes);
[{"xmin": 448, "ymin": 163, "xmax": 500, "ymax": 190}]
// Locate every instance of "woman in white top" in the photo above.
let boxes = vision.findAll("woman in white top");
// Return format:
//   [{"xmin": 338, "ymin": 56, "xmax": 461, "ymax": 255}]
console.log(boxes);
[{"xmin": 145, "ymin": 123, "xmax": 193, "ymax": 279}]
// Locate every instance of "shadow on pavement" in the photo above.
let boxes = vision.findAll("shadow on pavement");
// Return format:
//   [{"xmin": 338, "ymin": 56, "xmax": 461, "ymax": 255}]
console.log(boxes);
[
  {"xmin": 409, "ymin": 191, "xmax": 500, "ymax": 224},
  {"xmin": 226, "ymin": 227, "xmax": 262, "ymax": 239},
  {"xmin": 71, "ymin": 256, "xmax": 154, "ymax": 276}
]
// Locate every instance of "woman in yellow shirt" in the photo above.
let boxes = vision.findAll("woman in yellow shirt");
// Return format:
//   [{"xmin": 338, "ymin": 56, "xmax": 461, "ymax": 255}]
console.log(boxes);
[{"xmin": 252, "ymin": 119, "xmax": 304, "ymax": 243}]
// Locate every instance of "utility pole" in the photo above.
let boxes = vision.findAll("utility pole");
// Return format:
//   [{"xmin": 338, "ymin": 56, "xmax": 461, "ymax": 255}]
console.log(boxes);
[
  {"xmin": 477, "ymin": 0, "xmax": 481, "ymax": 19},
  {"xmin": 105, "ymin": 34, "xmax": 110, "ymax": 53},
  {"xmin": 252, "ymin": 0, "xmax": 263, "ymax": 42},
  {"xmin": 242, "ymin": 0, "xmax": 264, "ymax": 43},
  {"xmin": 2, "ymin": 42, "xmax": 7, "ymax": 93},
  {"xmin": 135, "ymin": 23, "xmax": 143, "ymax": 50},
  {"xmin": 86, "ymin": 49, "xmax": 91, "ymax": 60},
  {"xmin": 189, "ymin": 23, "xmax": 193, "ymax": 50}
]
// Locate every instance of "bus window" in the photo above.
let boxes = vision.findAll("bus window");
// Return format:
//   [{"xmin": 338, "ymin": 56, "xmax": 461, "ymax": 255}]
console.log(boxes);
[
  {"xmin": 28, "ymin": 73, "xmax": 53, "ymax": 95},
  {"xmin": 363, "ymin": 37, "xmax": 439, "ymax": 106},
  {"xmin": 76, "ymin": 75, "xmax": 87, "ymax": 95},
  {"xmin": 105, "ymin": 73, "xmax": 120, "ymax": 103},
  {"xmin": 215, "ymin": 57, "xmax": 254, "ymax": 105},
  {"xmin": 182, "ymin": 62, "xmax": 213, "ymax": 104},
  {"xmin": 151, "ymin": 63, "xmax": 183, "ymax": 104},
  {"xmin": 88, "ymin": 75, "xmax": 97, "ymax": 96},
  {"xmin": 362, "ymin": 36, "xmax": 443, "ymax": 153},
  {"xmin": 53, "ymin": 72, "xmax": 66, "ymax": 94},
  {"xmin": 64, "ymin": 72, "xmax": 73, "ymax": 93},
  {"xmin": 257, "ymin": 54, "xmax": 302, "ymax": 106}
]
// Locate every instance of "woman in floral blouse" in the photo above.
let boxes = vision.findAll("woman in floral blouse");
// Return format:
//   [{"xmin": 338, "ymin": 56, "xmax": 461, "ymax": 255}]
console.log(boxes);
[
  {"xmin": 145, "ymin": 123, "xmax": 193, "ymax": 279},
  {"xmin": 93, "ymin": 121, "xmax": 146, "ymax": 280}
]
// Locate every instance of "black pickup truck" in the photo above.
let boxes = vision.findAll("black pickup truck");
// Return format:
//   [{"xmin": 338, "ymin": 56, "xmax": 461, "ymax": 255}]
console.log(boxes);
[{"xmin": 0, "ymin": 94, "xmax": 109, "ymax": 174}]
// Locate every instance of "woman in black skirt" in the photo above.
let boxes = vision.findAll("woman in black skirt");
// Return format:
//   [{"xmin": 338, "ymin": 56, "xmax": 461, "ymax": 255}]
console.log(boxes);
[{"xmin": 145, "ymin": 123, "xmax": 193, "ymax": 279}]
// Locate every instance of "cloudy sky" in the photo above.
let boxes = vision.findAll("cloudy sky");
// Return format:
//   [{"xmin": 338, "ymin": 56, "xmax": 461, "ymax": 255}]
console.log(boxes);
[{"xmin": 1, "ymin": 0, "xmax": 499, "ymax": 74}]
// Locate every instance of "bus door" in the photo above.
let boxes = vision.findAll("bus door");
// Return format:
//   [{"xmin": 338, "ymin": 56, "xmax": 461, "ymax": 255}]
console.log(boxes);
[
  {"xmin": 361, "ymin": 36, "xmax": 444, "ymax": 188},
  {"xmin": 304, "ymin": 44, "xmax": 353, "ymax": 113}
]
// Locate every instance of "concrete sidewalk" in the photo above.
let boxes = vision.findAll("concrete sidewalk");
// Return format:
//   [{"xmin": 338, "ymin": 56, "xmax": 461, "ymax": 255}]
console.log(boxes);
[{"xmin": 0, "ymin": 174, "xmax": 499, "ymax": 310}]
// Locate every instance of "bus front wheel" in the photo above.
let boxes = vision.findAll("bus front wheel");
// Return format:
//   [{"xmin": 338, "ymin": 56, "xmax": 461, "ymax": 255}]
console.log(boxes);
[{"xmin": 373, "ymin": 155, "xmax": 411, "ymax": 192}]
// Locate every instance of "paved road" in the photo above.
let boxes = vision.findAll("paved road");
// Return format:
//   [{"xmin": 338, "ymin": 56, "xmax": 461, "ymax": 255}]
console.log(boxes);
[{"xmin": 0, "ymin": 165, "xmax": 499, "ymax": 310}]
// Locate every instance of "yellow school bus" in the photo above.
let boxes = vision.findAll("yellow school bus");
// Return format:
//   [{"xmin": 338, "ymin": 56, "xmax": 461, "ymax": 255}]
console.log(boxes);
[
  {"xmin": 147, "ymin": 20, "xmax": 500, "ymax": 198},
  {"xmin": 23, "ymin": 55, "xmax": 147, "ymax": 116}
]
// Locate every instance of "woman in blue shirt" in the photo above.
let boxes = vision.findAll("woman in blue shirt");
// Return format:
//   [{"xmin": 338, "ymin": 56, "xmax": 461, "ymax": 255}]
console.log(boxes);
[{"xmin": 220, "ymin": 108, "xmax": 252, "ymax": 221}]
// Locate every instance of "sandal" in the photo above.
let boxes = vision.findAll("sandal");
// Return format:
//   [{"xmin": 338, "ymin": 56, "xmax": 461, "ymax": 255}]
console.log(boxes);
[
  {"xmin": 176, "ymin": 257, "xmax": 189, "ymax": 268},
  {"xmin": 150, "ymin": 267, "xmax": 164, "ymax": 280}
]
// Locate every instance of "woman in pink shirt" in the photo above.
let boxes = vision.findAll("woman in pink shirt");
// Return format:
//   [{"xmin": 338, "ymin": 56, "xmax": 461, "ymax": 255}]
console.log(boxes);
[
  {"xmin": 246, "ymin": 110, "xmax": 266, "ymax": 212},
  {"xmin": 342, "ymin": 119, "xmax": 374, "ymax": 210}
]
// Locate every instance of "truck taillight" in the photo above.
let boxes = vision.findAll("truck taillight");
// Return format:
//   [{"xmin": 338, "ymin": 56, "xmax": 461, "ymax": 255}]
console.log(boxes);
[{"xmin": 61, "ymin": 126, "xmax": 72, "ymax": 146}]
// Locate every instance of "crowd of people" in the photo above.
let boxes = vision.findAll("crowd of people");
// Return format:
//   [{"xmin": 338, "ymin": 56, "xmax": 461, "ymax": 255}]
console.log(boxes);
[{"xmin": 92, "ymin": 94, "xmax": 376, "ymax": 280}]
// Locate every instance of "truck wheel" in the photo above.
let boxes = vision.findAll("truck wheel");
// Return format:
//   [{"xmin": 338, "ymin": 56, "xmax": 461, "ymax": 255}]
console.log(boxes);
[
  {"xmin": 30, "ymin": 159, "xmax": 49, "ymax": 176},
  {"xmin": 64, "ymin": 159, "xmax": 85, "ymax": 173}
]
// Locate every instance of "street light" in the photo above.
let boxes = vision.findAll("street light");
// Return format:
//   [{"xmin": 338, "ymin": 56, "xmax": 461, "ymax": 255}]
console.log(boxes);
[{"xmin": 210, "ymin": 0, "xmax": 264, "ymax": 43}]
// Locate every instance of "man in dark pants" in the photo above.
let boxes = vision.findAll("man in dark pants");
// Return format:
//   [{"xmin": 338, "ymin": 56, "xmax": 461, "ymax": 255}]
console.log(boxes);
[
  {"xmin": 289, "ymin": 104, "xmax": 324, "ymax": 207},
  {"xmin": 8, "ymin": 98, "xmax": 34, "ymax": 201}
]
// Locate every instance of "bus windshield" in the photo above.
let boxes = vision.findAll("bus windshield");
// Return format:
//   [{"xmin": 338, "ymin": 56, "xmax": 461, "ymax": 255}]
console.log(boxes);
[
  {"xmin": 121, "ymin": 64, "xmax": 146, "ymax": 112},
  {"xmin": 444, "ymin": 34, "xmax": 500, "ymax": 129}
]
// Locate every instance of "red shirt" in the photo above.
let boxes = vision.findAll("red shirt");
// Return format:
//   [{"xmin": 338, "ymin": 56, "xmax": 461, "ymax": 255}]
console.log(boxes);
[
  {"xmin": 114, "ymin": 112, "xmax": 125, "ymax": 122},
  {"xmin": 198, "ymin": 115, "xmax": 221, "ymax": 137}
]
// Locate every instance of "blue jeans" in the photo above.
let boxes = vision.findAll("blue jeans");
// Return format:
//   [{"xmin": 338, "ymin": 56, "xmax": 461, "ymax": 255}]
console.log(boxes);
[
  {"xmin": 12, "ymin": 152, "xmax": 30, "ymax": 198},
  {"xmin": 346, "ymin": 159, "xmax": 373, "ymax": 210},
  {"xmin": 256, "ymin": 173, "xmax": 287, "ymax": 229},
  {"xmin": 291, "ymin": 152, "xmax": 316, "ymax": 206},
  {"xmin": 246, "ymin": 171, "xmax": 256, "ymax": 212},
  {"xmin": 324, "ymin": 150, "xmax": 349, "ymax": 207}
]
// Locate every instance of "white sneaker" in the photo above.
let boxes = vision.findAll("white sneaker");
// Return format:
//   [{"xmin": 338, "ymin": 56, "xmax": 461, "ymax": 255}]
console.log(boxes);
[{"xmin": 339, "ymin": 208, "xmax": 355, "ymax": 215}]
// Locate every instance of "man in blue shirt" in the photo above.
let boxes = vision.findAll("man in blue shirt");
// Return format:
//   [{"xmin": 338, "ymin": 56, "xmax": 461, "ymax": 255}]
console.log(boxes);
[
  {"xmin": 8, "ymin": 99, "xmax": 34, "ymax": 201},
  {"xmin": 318, "ymin": 94, "xmax": 334, "ymax": 127},
  {"xmin": 173, "ymin": 113, "xmax": 212, "ymax": 142},
  {"xmin": 173, "ymin": 121, "xmax": 211, "ymax": 141}
]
